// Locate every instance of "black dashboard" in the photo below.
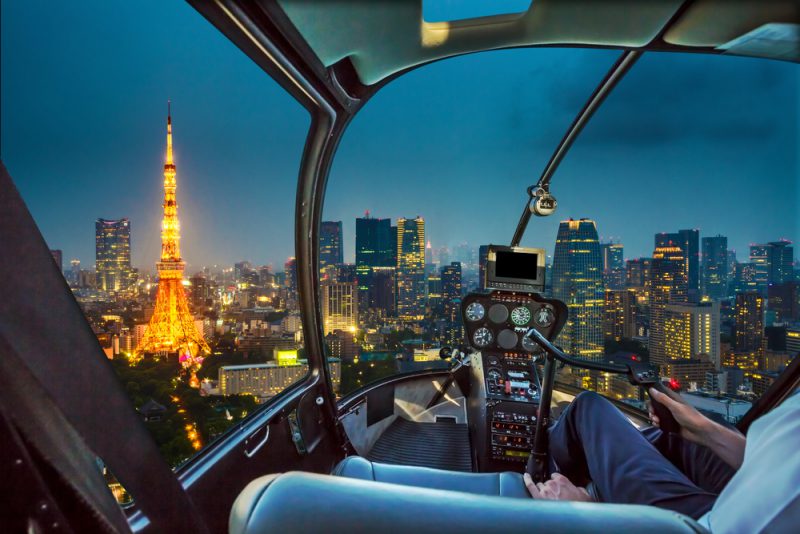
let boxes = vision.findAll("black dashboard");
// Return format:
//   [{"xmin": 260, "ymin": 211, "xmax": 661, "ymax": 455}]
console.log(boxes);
[{"xmin": 461, "ymin": 290, "xmax": 567, "ymax": 471}]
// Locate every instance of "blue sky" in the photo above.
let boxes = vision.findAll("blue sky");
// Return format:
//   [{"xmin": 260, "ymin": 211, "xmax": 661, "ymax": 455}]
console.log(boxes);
[{"xmin": 2, "ymin": 1, "xmax": 798, "ymax": 272}]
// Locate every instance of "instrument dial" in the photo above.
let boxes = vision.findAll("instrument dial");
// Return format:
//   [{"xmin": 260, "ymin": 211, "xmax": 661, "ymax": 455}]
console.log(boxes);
[
  {"xmin": 487, "ymin": 368, "xmax": 502, "ymax": 383},
  {"xmin": 465, "ymin": 302, "xmax": 485, "ymax": 322},
  {"xmin": 534, "ymin": 306, "xmax": 555, "ymax": 328},
  {"xmin": 521, "ymin": 335, "xmax": 537, "ymax": 352},
  {"xmin": 473, "ymin": 327, "xmax": 493, "ymax": 348},
  {"xmin": 488, "ymin": 303, "xmax": 509, "ymax": 324},
  {"xmin": 510, "ymin": 306, "xmax": 532, "ymax": 326}
]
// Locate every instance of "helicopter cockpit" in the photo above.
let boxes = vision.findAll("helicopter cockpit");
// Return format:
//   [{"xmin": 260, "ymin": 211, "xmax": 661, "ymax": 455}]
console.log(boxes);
[{"xmin": 2, "ymin": 1, "xmax": 799, "ymax": 533}]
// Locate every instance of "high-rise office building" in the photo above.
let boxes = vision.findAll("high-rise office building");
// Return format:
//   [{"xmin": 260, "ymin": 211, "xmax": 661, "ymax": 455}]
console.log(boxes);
[
  {"xmin": 601, "ymin": 243, "xmax": 624, "ymax": 271},
  {"xmin": 356, "ymin": 214, "xmax": 394, "ymax": 267},
  {"xmin": 749, "ymin": 245, "xmax": 769, "ymax": 293},
  {"xmin": 321, "ymin": 279, "xmax": 359, "ymax": 335},
  {"xmin": 663, "ymin": 301, "xmax": 720, "ymax": 367},
  {"xmin": 751, "ymin": 240, "xmax": 794, "ymax": 288},
  {"xmin": 601, "ymin": 243, "xmax": 625, "ymax": 290},
  {"xmin": 552, "ymin": 219, "xmax": 604, "ymax": 360},
  {"xmin": 656, "ymin": 229, "xmax": 699, "ymax": 301},
  {"xmin": 369, "ymin": 267, "xmax": 396, "ymax": 317},
  {"xmin": 603, "ymin": 288, "xmax": 637, "ymax": 341},
  {"xmin": 440, "ymin": 262, "xmax": 463, "ymax": 345},
  {"xmin": 649, "ymin": 242, "xmax": 688, "ymax": 367},
  {"xmin": 734, "ymin": 291, "xmax": 764, "ymax": 354},
  {"xmin": 733, "ymin": 262, "xmax": 759, "ymax": 294},
  {"xmin": 625, "ymin": 257, "xmax": 652, "ymax": 292},
  {"xmin": 701, "ymin": 235, "xmax": 728, "ymax": 300},
  {"xmin": 355, "ymin": 214, "xmax": 395, "ymax": 315},
  {"xmin": 768, "ymin": 282, "xmax": 799, "ymax": 324},
  {"xmin": 284, "ymin": 257, "xmax": 298, "ymax": 310},
  {"xmin": 441, "ymin": 262, "xmax": 462, "ymax": 304},
  {"xmin": 95, "ymin": 218, "xmax": 133, "ymax": 292},
  {"xmin": 427, "ymin": 271, "xmax": 443, "ymax": 315},
  {"xmin": 319, "ymin": 221, "xmax": 343, "ymax": 274},
  {"xmin": 396, "ymin": 217, "xmax": 426, "ymax": 321}
]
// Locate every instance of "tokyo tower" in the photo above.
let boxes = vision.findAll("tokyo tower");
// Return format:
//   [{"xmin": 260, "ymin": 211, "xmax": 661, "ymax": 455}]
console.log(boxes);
[{"xmin": 135, "ymin": 103, "xmax": 210, "ymax": 363}]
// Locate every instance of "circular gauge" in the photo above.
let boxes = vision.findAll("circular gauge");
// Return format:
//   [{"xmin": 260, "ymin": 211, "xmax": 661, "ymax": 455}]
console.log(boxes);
[
  {"xmin": 464, "ymin": 302, "xmax": 485, "ymax": 322},
  {"xmin": 510, "ymin": 306, "xmax": 532, "ymax": 326},
  {"xmin": 487, "ymin": 355, "xmax": 500, "ymax": 367},
  {"xmin": 488, "ymin": 304, "xmax": 509, "ymax": 324},
  {"xmin": 521, "ymin": 335, "xmax": 537, "ymax": 352},
  {"xmin": 497, "ymin": 329, "xmax": 518, "ymax": 350},
  {"xmin": 533, "ymin": 306, "xmax": 555, "ymax": 328},
  {"xmin": 472, "ymin": 327, "xmax": 493, "ymax": 348},
  {"xmin": 487, "ymin": 368, "xmax": 502, "ymax": 383}
]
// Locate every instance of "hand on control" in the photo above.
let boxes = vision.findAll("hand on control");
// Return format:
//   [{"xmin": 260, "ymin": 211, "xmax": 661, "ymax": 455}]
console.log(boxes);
[
  {"xmin": 524, "ymin": 472, "xmax": 593, "ymax": 502},
  {"xmin": 649, "ymin": 387, "xmax": 711, "ymax": 445}
]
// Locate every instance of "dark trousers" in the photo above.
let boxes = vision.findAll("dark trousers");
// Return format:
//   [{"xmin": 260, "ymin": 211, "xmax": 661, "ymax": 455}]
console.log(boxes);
[{"xmin": 548, "ymin": 391, "xmax": 736, "ymax": 519}]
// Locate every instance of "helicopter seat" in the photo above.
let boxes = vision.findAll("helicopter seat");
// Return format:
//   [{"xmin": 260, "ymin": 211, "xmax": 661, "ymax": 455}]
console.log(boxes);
[
  {"xmin": 332, "ymin": 455, "xmax": 529, "ymax": 498},
  {"xmin": 230, "ymin": 470, "xmax": 704, "ymax": 534}
]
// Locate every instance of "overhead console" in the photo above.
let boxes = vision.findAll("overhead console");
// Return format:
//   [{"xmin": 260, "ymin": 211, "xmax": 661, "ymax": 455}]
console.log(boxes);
[{"xmin": 463, "ymin": 246, "xmax": 567, "ymax": 472}]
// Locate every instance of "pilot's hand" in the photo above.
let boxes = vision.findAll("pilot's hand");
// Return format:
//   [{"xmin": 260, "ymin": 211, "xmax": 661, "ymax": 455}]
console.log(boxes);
[
  {"xmin": 524, "ymin": 472, "xmax": 593, "ymax": 502},
  {"xmin": 649, "ymin": 387, "xmax": 711, "ymax": 445}
]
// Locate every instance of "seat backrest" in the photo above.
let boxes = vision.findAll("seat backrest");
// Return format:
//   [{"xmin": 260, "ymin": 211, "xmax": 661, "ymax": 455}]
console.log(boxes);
[{"xmin": 230, "ymin": 471, "xmax": 706, "ymax": 534}]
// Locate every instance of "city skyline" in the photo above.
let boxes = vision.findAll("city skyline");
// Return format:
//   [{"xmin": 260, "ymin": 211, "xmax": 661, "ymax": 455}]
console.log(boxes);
[{"xmin": 2, "ymin": 1, "xmax": 798, "ymax": 269}]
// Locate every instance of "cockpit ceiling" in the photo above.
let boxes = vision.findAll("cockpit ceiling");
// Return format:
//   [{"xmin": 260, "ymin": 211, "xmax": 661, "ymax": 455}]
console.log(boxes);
[{"xmin": 275, "ymin": 0, "xmax": 800, "ymax": 86}]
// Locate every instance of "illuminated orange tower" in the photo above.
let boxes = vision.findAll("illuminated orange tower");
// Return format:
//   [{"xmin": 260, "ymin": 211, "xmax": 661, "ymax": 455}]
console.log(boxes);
[{"xmin": 135, "ymin": 103, "xmax": 210, "ymax": 362}]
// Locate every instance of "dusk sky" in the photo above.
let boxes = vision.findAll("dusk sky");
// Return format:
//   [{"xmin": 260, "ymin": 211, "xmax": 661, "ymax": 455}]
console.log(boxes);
[{"xmin": 2, "ymin": 1, "xmax": 798, "ymax": 273}]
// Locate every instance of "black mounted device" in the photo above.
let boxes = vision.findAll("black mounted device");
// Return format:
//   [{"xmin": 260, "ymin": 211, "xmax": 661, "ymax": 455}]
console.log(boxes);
[{"xmin": 485, "ymin": 245, "xmax": 546, "ymax": 293}]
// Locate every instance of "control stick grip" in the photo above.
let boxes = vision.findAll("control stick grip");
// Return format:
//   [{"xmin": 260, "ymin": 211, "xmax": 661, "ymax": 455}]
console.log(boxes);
[{"xmin": 647, "ymin": 382, "xmax": 680, "ymax": 435}]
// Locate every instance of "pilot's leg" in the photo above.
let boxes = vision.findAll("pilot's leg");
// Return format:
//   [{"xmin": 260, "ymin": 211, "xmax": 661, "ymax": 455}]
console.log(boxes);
[
  {"xmin": 641, "ymin": 426, "xmax": 735, "ymax": 494},
  {"xmin": 548, "ymin": 391, "xmax": 717, "ymax": 519}
]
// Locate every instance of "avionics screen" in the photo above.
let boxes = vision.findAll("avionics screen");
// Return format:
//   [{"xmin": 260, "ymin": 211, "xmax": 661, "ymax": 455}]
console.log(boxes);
[{"xmin": 495, "ymin": 250, "xmax": 539, "ymax": 281}]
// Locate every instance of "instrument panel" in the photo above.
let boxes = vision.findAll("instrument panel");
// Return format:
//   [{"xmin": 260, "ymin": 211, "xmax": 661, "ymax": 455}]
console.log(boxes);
[
  {"xmin": 463, "ymin": 290, "xmax": 568, "ymax": 468},
  {"xmin": 461, "ymin": 291, "xmax": 566, "ymax": 354}
]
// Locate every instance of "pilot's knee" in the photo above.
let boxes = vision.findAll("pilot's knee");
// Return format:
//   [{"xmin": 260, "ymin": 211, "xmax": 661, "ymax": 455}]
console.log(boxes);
[{"xmin": 573, "ymin": 391, "xmax": 611, "ymax": 412}]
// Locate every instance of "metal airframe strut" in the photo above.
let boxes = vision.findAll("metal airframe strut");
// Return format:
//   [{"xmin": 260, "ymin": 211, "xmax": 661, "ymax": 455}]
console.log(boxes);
[{"xmin": 511, "ymin": 50, "xmax": 642, "ymax": 247}]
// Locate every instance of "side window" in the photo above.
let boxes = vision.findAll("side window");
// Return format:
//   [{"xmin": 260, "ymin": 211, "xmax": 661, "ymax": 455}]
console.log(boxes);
[{"xmin": 1, "ymin": 0, "xmax": 310, "ymax": 476}]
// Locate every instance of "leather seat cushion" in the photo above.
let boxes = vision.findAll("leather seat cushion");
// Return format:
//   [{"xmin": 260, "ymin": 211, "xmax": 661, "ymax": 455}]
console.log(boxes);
[
  {"xmin": 332, "ymin": 455, "xmax": 529, "ymax": 499},
  {"xmin": 230, "ymin": 471, "xmax": 705, "ymax": 534}
]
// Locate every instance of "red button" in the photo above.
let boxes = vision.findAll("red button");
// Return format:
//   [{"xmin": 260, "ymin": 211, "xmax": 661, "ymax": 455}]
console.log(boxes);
[{"xmin": 505, "ymin": 381, "xmax": 512, "ymax": 395}]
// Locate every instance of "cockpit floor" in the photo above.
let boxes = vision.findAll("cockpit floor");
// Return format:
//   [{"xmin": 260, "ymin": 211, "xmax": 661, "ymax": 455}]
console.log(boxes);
[{"xmin": 366, "ymin": 418, "xmax": 473, "ymax": 472}]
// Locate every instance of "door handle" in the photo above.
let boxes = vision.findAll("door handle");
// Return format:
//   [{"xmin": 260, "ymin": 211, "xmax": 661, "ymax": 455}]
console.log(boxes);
[{"xmin": 244, "ymin": 425, "xmax": 269, "ymax": 458}]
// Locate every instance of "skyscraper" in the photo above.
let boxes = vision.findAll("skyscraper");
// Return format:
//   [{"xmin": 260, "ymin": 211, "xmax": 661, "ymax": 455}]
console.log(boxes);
[
  {"xmin": 441, "ymin": 262, "xmax": 462, "ymax": 304},
  {"xmin": 733, "ymin": 291, "xmax": 764, "ymax": 370},
  {"xmin": 552, "ymin": 219, "xmax": 604, "ymax": 360},
  {"xmin": 95, "ymin": 218, "xmax": 133, "ymax": 292},
  {"xmin": 355, "ymin": 214, "xmax": 395, "ymax": 316},
  {"xmin": 396, "ymin": 217, "xmax": 426, "ymax": 321},
  {"xmin": 319, "ymin": 221, "xmax": 343, "ymax": 274},
  {"xmin": 136, "ymin": 105, "xmax": 209, "ymax": 360},
  {"xmin": 601, "ymin": 243, "xmax": 624, "ymax": 271},
  {"xmin": 603, "ymin": 288, "xmax": 637, "ymax": 341},
  {"xmin": 656, "ymin": 229, "xmax": 699, "ymax": 301},
  {"xmin": 768, "ymin": 282, "xmax": 799, "ymax": 324},
  {"xmin": 701, "ymin": 235, "xmax": 728, "ymax": 300},
  {"xmin": 321, "ymin": 279, "xmax": 359, "ymax": 335},
  {"xmin": 649, "ymin": 242, "xmax": 687, "ymax": 367},
  {"xmin": 750, "ymin": 240, "xmax": 794, "ymax": 286},
  {"xmin": 356, "ymin": 214, "xmax": 394, "ymax": 268},
  {"xmin": 663, "ymin": 301, "xmax": 720, "ymax": 367},
  {"xmin": 600, "ymin": 242, "xmax": 625, "ymax": 290}
]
